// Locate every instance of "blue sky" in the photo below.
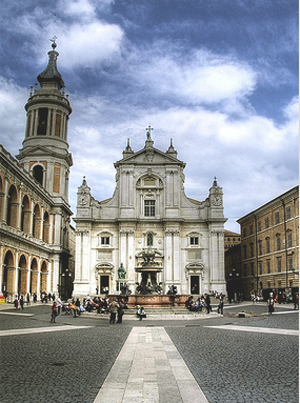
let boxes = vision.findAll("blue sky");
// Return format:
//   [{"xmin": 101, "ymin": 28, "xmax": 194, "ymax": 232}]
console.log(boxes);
[{"xmin": 0, "ymin": 0, "xmax": 298, "ymax": 232}]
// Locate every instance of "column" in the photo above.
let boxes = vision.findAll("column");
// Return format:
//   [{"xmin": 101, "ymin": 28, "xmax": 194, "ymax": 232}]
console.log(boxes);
[
  {"xmin": 127, "ymin": 230, "xmax": 135, "ymax": 287},
  {"xmin": 164, "ymin": 230, "xmax": 173, "ymax": 285},
  {"xmin": 173, "ymin": 230, "xmax": 180, "ymax": 283}
]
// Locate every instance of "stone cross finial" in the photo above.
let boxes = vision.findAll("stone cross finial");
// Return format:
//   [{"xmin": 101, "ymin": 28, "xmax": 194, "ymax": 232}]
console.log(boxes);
[{"xmin": 146, "ymin": 125, "xmax": 154, "ymax": 139}]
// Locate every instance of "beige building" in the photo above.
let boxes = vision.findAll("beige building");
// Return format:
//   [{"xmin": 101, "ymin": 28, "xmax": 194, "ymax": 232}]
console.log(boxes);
[
  {"xmin": 224, "ymin": 229, "xmax": 241, "ymax": 252},
  {"xmin": 237, "ymin": 186, "xmax": 299, "ymax": 300},
  {"xmin": 0, "ymin": 41, "xmax": 74, "ymax": 301}
]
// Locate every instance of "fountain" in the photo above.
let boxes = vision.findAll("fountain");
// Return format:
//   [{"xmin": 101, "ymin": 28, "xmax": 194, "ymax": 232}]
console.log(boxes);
[{"xmin": 115, "ymin": 248, "xmax": 188, "ymax": 307}]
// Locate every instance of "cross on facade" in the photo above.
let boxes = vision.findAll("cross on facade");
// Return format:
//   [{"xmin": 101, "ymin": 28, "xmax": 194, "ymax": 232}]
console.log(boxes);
[{"xmin": 146, "ymin": 125, "xmax": 154, "ymax": 139}]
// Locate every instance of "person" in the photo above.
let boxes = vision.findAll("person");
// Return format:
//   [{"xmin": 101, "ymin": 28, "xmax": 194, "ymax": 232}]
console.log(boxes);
[
  {"xmin": 293, "ymin": 294, "xmax": 299, "ymax": 310},
  {"xmin": 56, "ymin": 297, "xmax": 62, "ymax": 315},
  {"xmin": 109, "ymin": 300, "xmax": 119, "ymax": 324},
  {"xmin": 117, "ymin": 300, "xmax": 125, "ymax": 323},
  {"xmin": 267, "ymin": 296, "xmax": 275, "ymax": 314},
  {"xmin": 218, "ymin": 293, "xmax": 224, "ymax": 315},
  {"xmin": 14, "ymin": 295, "xmax": 19, "ymax": 310},
  {"xmin": 50, "ymin": 302, "xmax": 57, "ymax": 323},
  {"xmin": 205, "ymin": 293, "xmax": 211, "ymax": 314},
  {"xmin": 137, "ymin": 306, "xmax": 146, "ymax": 320},
  {"xmin": 20, "ymin": 295, "xmax": 24, "ymax": 310},
  {"xmin": 74, "ymin": 298, "xmax": 81, "ymax": 317},
  {"xmin": 33, "ymin": 293, "xmax": 37, "ymax": 303},
  {"xmin": 26, "ymin": 293, "xmax": 30, "ymax": 305}
]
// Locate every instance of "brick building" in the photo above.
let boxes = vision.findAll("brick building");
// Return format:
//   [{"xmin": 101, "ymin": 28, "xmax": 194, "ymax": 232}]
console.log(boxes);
[{"xmin": 237, "ymin": 186, "xmax": 299, "ymax": 300}]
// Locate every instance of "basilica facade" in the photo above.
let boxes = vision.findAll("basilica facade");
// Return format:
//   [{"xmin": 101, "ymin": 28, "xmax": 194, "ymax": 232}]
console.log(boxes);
[{"xmin": 74, "ymin": 130, "xmax": 227, "ymax": 298}]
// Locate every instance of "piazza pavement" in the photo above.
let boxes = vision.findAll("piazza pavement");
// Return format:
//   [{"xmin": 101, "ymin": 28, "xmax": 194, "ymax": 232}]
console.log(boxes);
[{"xmin": 0, "ymin": 299, "xmax": 298, "ymax": 403}]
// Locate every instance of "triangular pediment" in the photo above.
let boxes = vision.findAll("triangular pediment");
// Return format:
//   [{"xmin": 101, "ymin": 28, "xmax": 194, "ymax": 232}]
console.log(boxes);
[
  {"xmin": 115, "ymin": 146, "xmax": 185, "ymax": 167},
  {"xmin": 17, "ymin": 145, "xmax": 73, "ymax": 166}
]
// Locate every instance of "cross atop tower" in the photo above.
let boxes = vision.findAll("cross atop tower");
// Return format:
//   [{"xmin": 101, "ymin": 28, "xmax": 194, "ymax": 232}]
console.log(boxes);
[{"xmin": 146, "ymin": 125, "xmax": 154, "ymax": 139}]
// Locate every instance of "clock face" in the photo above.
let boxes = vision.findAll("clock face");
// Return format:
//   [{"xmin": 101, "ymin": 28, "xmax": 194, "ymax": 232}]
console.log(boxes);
[
  {"xmin": 78, "ymin": 195, "xmax": 87, "ymax": 205},
  {"xmin": 212, "ymin": 195, "xmax": 222, "ymax": 206}
]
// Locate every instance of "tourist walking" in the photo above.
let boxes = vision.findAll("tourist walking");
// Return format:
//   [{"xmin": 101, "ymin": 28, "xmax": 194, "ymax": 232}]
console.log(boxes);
[
  {"xmin": 117, "ymin": 300, "xmax": 125, "ymax": 323},
  {"xmin": 205, "ymin": 293, "xmax": 211, "ymax": 314},
  {"xmin": 20, "ymin": 296, "xmax": 24, "ymax": 310},
  {"xmin": 50, "ymin": 302, "xmax": 57, "ymax": 323},
  {"xmin": 109, "ymin": 300, "xmax": 119, "ymax": 324},
  {"xmin": 56, "ymin": 297, "xmax": 62, "ymax": 315},
  {"xmin": 217, "ymin": 294, "xmax": 224, "ymax": 315},
  {"xmin": 14, "ymin": 295, "xmax": 19, "ymax": 310},
  {"xmin": 267, "ymin": 296, "xmax": 275, "ymax": 314}
]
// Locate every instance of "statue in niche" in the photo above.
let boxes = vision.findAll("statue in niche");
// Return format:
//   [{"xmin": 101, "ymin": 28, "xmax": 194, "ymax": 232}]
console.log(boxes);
[{"xmin": 147, "ymin": 233, "xmax": 153, "ymax": 246}]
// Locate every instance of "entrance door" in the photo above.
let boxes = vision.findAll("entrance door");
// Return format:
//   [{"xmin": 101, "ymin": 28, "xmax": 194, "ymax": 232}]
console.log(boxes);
[
  {"xmin": 191, "ymin": 276, "xmax": 200, "ymax": 295},
  {"xmin": 100, "ymin": 276, "xmax": 109, "ymax": 294}
]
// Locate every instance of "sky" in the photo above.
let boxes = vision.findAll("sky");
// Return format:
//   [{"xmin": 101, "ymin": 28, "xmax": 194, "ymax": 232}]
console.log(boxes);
[{"xmin": 0, "ymin": 0, "xmax": 298, "ymax": 233}]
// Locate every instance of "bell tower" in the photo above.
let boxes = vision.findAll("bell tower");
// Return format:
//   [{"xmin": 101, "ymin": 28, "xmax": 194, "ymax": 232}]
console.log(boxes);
[{"xmin": 17, "ymin": 38, "xmax": 73, "ymax": 204}]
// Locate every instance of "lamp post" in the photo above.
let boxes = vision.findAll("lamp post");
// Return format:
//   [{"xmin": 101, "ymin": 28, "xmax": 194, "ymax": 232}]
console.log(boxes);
[
  {"xmin": 60, "ymin": 268, "xmax": 72, "ymax": 302},
  {"xmin": 228, "ymin": 269, "xmax": 240, "ymax": 303}
]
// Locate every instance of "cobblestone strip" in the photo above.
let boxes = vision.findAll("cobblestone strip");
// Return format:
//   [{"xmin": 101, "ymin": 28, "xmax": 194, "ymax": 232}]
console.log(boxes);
[{"xmin": 93, "ymin": 326, "xmax": 208, "ymax": 403}]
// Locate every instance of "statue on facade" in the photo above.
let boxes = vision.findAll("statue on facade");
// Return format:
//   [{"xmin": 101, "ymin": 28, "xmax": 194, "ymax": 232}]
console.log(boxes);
[
  {"xmin": 167, "ymin": 285, "xmax": 178, "ymax": 295},
  {"xmin": 118, "ymin": 263, "xmax": 126, "ymax": 279},
  {"xmin": 120, "ymin": 283, "xmax": 132, "ymax": 295}
]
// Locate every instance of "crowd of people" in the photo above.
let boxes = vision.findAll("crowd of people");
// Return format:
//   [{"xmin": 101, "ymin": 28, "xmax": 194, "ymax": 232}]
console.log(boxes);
[{"xmin": 185, "ymin": 293, "xmax": 225, "ymax": 315}]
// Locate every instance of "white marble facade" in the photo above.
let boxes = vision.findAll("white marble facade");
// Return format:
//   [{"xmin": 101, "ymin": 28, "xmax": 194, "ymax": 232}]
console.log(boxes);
[{"xmin": 73, "ymin": 130, "xmax": 226, "ymax": 297}]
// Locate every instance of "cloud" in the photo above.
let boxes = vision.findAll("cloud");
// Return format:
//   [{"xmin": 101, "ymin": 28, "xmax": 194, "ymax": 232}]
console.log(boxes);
[
  {"xmin": 56, "ymin": 22, "xmax": 124, "ymax": 68},
  {"xmin": 125, "ymin": 46, "xmax": 257, "ymax": 106},
  {"xmin": 0, "ymin": 77, "xmax": 27, "ymax": 152}
]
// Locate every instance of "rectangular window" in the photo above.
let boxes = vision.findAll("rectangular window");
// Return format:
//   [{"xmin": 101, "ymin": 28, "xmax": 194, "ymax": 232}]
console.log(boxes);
[
  {"xmin": 265, "ymin": 218, "xmax": 269, "ymax": 228},
  {"xmin": 277, "ymin": 259, "xmax": 281, "ymax": 273},
  {"xmin": 259, "ymin": 242, "xmax": 262, "ymax": 255},
  {"xmin": 259, "ymin": 262, "xmax": 262, "ymax": 275},
  {"xmin": 267, "ymin": 261, "xmax": 270, "ymax": 273},
  {"xmin": 250, "ymin": 225, "xmax": 253, "ymax": 235},
  {"xmin": 277, "ymin": 237, "xmax": 281, "ymax": 251},
  {"xmin": 266, "ymin": 240, "xmax": 270, "ymax": 254},
  {"xmin": 258, "ymin": 222, "xmax": 261, "ymax": 232},
  {"xmin": 288, "ymin": 233, "xmax": 292, "ymax": 248},
  {"xmin": 243, "ymin": 245, "xmax": 247, "ymax": 259},
  {"xmin": 144, "ymin": 200, "xmax": 155, "ymax": 217},
  {"xmin": 37, "ymin": 108, "xmax": 48, "ymax": 135},
  {"xmin": 243, "ymin": 228, "xmax": 246, "ymax": 237},
  {"xmin": 250, "ymin": 243, "xmax": 254, "ymax": 257},
  {"xmin": 288, "ymin": 258, "xmax": 293, "ymax": 271},
  {"xmin": 190, "ymin": 237, "xmax": 199, "ymax": 245},
  {"xmin": 286, "ymin": 207, "xmax": 291, "ymax": 220},
  {"xmin": 275, "ymin": 212, "xmax": 279, "ymax": 224},
  {"xmin": 101, "ymin": 237, "xmax": 110, "ymax": 245}
]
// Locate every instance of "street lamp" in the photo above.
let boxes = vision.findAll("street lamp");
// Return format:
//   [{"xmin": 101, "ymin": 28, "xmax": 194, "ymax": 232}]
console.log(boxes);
[
  {"xmin": 60, "ymin": 268, "xmax": 72, "ymax": 302},
  {"xmin": 228, "ymin": 269, "xmax": 240, "ymax": 303}
]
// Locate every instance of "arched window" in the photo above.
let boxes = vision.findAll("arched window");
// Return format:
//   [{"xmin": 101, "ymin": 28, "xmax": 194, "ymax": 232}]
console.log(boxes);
[
  {"xmin": 43, "ymin": 211, "xmax": 50, "ymax": 243},
  {"xmin": 21, "ymin": 195, "xmax": 30, "ymax": 233},
  {"xmin": 32, "ymin": 204, "xmax": 41, "ymax": 238},
  {"xmin": 6, "ymin": 185, "xmax": 18, "ymax": 228},
  {"xmin": 33, "ymin": 165, "xmax": 44, "ymax": 186}
]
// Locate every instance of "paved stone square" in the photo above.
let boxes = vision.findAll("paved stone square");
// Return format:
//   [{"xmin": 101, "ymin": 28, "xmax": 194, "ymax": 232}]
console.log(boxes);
[{"xmin": 0, "ymin": 302, "xmax": 298, "ymax": 402}]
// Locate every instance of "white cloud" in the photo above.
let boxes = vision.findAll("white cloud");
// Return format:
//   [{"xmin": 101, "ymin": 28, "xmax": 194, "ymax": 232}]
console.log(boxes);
[
  {"xmin": 128, "ymin": 48, "xmax": 257, "ymax": 106},
  {"xmin": 0, "ymin": 77, "xmax": 27, "ymax": 153}
]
